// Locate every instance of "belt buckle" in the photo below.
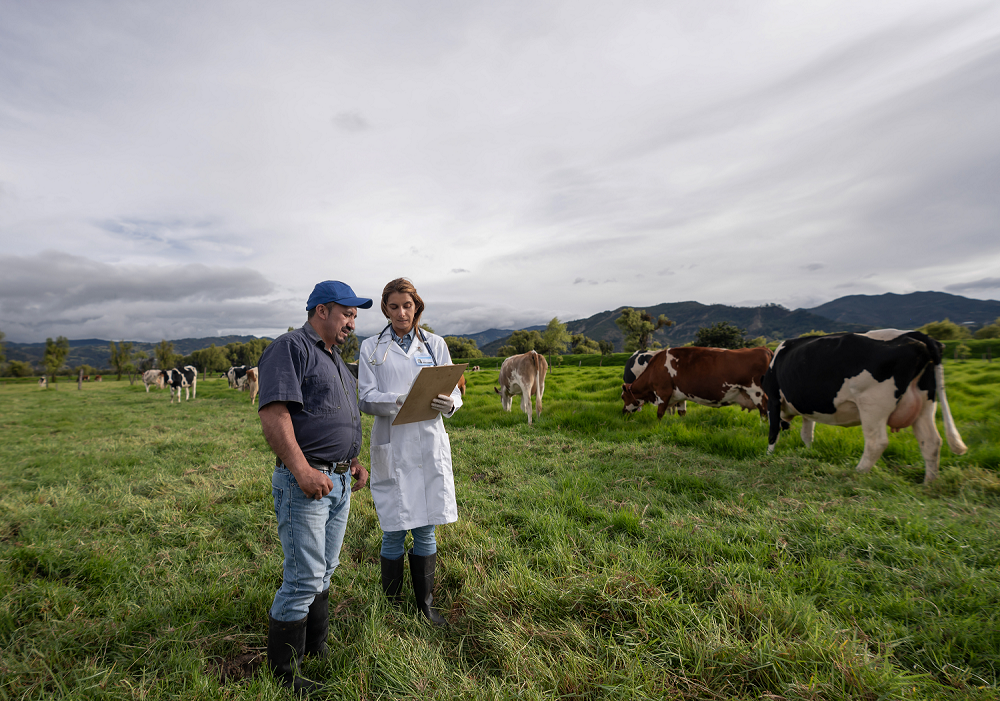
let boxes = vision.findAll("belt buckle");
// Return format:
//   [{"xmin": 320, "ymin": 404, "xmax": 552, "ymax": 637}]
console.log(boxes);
[{"xmin": 334, "ymin": 461, "xmax": 351, "ymax": 474}]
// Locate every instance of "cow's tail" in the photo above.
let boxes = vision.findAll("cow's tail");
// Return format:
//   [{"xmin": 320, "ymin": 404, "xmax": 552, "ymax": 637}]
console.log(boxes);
[
  {"xmin": 762, "ymin": 365, "xmax": 782, "ymax": 452},
  {"xmin": 935, "ymin": 363, "xmax": 967, "ymax": 455}
]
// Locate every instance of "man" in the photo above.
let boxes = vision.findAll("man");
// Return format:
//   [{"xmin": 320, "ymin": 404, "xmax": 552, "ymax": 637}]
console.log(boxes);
[{"xmin": 257, "ymin": 280, "xmax": 371, "ymax": 694}]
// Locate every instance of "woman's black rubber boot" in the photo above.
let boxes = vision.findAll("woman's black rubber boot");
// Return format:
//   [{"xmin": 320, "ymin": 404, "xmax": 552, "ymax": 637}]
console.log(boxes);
[
  {"xmin": 381, "ymin": 555, "xmax": 405, "ymax": 605},
  {"xmin": 407, "ymin": 550, "xmax": 448, "ymax": 626}
]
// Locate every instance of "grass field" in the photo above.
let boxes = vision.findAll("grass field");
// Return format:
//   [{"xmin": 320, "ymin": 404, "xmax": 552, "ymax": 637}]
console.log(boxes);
[{"xmin": 1, "ymin": 360, "xmax": 998, "ymax": 700}]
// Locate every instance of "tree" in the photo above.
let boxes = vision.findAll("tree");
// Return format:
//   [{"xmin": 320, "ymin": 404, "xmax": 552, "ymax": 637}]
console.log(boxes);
[
  {"xmin": 420, "ymin": 323, "xmax": 435, "ymax": 334},
  {"xmin": 570, "ymin": 334, "xmax": 601, "ymax": 355},
  {"xmin": 542, "ymin": 318, "xmax": 571, "ymax": 357},
  {"xmin": 695, "ymin": 322, "xmax": 750, "ymax": 349},
  {"xmin": 189, "ymin": 344, "xmax": 230, "ymax": 374},
  {"xmin": 507, "ymin": 330, "xmax": 544, "ymax": 355},
  {"xmin": 340, "ymin": 334, "xmax": 359, "ymax": 363},
  {"xmin": 798, "ymin": 330, "xmax": 827, "ymax": 338},
  {"xmin": 975, "ymin": 317, "xmax": 1000, "ymax": 340},
  {"xmin": 226, "ymin": 339, "xmax": 272, "ymax": 366},
  {"xmin": 109, "ymin": 340, "xmax": 136, "ymax": 381},
  {"xmin": 598, "ymin": 340, "xmax": 615, "ymax": 356},
  {"xmin": 6, "ymin": 360, "xmax": 34, "ymax": 378},
  {"xmin": 916, "ymin": 319, "xmax": 972, "ymax": 341},
  {"xmin": 615, "ymin": 308, "xmax": 674, "ymax": 353},
  {"xmin": 155, "ymin": 340, "xmax": 180, "ymax": 369},
  {"xmin": 496, "ymin": 345, "xmax": 516, "ymax": 358},
  {"xmin": 444, "ymin": 336, "xmax": 483, "ymax": 359},
  {"xmin": 43, "ymin": 336, "xmax": 71, "ymax": 382}
]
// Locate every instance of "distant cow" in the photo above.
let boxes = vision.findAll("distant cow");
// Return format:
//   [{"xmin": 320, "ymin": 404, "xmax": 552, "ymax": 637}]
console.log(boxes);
[
  {"xmin": 38, "ymin": 377, "xmax": 47, "ymax": 389},
  {"xmin": 95, "ymin": 376, "xmax": 102, "ymax": 382},
  {"xmin": 763, "ymin": 330, "xmax": 966, "ymax": 484},
  {"xmin": 245, "ymin": 367, "xmax": 259, "ymax": 404},
  {"xmin": 623, "ymin": 349, "xmax": 687, "ymax": 416},
  {"xmin": 142, "ymin": 369, "xmax": 166, "ymax": 392},
  {"xmin": 166, "ymin": 365, "xmax": 198, "ymax": 403},
  {"xmin": 494, "ymin": 350, "xmax": 548, "ymax": 425},
  {"xmin": 225, "ymin": 365, "xmax": 249, "ymax": 389},
  {"xmin": 622, "ymin": 346, "xmax": 772, "ymax": 419}
]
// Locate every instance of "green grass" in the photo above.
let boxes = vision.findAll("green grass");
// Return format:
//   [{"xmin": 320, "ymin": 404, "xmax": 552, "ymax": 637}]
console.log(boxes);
[{"xmin": 1, "ymin": 362, "xmax": 999, "ymax": 699}]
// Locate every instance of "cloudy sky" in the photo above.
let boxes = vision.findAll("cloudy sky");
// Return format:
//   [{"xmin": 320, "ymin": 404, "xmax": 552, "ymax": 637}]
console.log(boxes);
[{"xmin": 2, "ymin": 1, "xmax": 999, "ymax": 343}]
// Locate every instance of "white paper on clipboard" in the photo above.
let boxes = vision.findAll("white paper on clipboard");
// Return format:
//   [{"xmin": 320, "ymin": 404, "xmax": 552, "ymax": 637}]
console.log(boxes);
[{"xmin": 391, "ymin": 364, "xmax": 468, "ymax": 425}]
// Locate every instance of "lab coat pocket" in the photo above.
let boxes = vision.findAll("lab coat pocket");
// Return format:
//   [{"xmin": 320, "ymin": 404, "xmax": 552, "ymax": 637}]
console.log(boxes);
[{"xmin": 369, "ymin": 443, "xmax": 394, "ymax": 487}]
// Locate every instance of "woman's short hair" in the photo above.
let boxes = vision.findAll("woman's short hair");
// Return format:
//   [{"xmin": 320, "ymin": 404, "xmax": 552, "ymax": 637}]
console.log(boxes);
[{"xmin": 381, "ymin": 278, "xmax": 424, "ymax": 331}]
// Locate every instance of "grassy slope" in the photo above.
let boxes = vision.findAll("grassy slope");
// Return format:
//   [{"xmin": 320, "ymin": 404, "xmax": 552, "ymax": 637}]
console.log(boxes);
[{"xmin": 0, "ymin": 362, "xmax": 998, "ymax": 700}]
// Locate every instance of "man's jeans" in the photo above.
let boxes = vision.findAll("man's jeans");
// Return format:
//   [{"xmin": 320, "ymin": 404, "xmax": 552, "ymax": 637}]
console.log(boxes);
[{"xmin": 269, "ymin": 466, "xmax": 351, "ymax": 622}]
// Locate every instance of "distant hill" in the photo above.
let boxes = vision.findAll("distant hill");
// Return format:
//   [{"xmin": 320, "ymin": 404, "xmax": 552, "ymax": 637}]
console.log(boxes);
[
  {"xmin": 4, "ymin": 335, "xmax": 271, "ymax": 370},
  {"xmin": 6, "ymin": 291, "xmax": 996, "ymax": 367},
  {"xmin": 803, "ymin": 291, "xmax": 1000, "ymax": 329}
]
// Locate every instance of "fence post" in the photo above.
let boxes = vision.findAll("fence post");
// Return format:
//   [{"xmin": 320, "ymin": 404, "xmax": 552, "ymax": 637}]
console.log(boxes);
[{"xmin": 78, "ymin": 368, "xmax": 83, "ymax": 390}]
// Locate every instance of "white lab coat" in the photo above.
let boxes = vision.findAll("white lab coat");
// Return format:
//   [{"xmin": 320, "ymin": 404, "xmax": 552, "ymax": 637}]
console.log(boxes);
[{"xmin": 358, "ymin": 329, "xmax": 463, "ymax": 532}]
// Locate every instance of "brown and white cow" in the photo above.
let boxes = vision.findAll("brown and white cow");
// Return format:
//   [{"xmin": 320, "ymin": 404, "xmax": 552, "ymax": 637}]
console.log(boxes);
[
  {"xmin": 495, "ymin": 350, "xmax": 548, "ymax": 425},
  {"xmin": 763, "ymin": 329, "xmax": 966, "ymax": 483},
  {"xmin": 623, "ymin": 349, "xmax": 687, "ymax": 416},
  {"xmin": 621, "ymin": 346, "xmax": 772, "ymax": 419},
  {"xmin": 142, "ymin": 369, "xmax": 166, "ymax": 392},
  {"xmin": 245, "ymin": 366, "xmax": 259, "ymax": 404}
]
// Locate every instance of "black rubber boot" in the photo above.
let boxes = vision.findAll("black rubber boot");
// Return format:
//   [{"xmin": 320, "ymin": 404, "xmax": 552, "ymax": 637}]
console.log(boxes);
[
  {"xmin": 381, "ymin": 555, "xmax": 405, "ymax": 605},
  {"xmin": 408, "ymin": 550, "xmax": 448, "ymax": 626},
  {"xmin": 267, "ymin": 614, "xmax": 320, "ymax": 696},
  {"xmin": 304, "ymin": 589, "xmax": 329, "ymax": 659}
]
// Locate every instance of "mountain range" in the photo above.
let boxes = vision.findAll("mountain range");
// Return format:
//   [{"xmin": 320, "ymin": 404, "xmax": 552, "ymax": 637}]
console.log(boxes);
[{"xmin": 4, "ymin": 291, "xmax": 998, "ymax": 369}]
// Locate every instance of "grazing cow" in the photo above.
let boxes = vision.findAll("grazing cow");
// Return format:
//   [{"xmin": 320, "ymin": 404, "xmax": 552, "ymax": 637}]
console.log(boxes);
[
  {"xmin": 225, "ymin": 365, "xmax": 249, "ymax": 389},
  {"xmin": 494, "ymin": 350, "xmax": 548, "ymax": 425},
  {"xmin": 763, "ymin": 330, "xmax": 966, "ymax": 484},
  {"xmin": 142, "ymin": 369, "xmax": 166, "ymax": 392},
  {"xmin": 623, "ymin": 349, "xmax": 687, "ymax": 417},
  {"xmin": 471, "ymin": 366, "xmax": 481, "ymax": 372},
  {"xmin": 95, "ymin": 376, "xmax": 102, "ymax": 382},
  {"xmin": 82, "ymin": 375, "xmax": 90, "ymax": 382},
  {"xmin": 245, "ymin": 367, "xmax": 259, "ymax": 404},
  {"xmin": 38, "ymin": 377, "xmax": 47, "ymax": 389},
  {"xmin": 166, "ymin": 365, "xmax": 198, "ymax": 403},
  {"xmin": 621, "ymin": 346, "xmax": 772, "ymax": 419}
]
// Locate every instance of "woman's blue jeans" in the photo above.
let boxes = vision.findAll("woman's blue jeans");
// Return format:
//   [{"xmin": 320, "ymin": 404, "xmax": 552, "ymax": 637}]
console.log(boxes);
[
  {"xmin": 381, "ymin": 524, "xmax": 436, "ymax": 560},
  {"xmin": 269, "ymin": 466, "xmax": 351, "ymax": 622}
]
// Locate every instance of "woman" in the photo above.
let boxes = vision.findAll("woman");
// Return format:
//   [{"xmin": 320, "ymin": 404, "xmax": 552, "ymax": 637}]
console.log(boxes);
[{"xmin": 358, "ymin": 278, "xmax": 463, "ymax": 625}]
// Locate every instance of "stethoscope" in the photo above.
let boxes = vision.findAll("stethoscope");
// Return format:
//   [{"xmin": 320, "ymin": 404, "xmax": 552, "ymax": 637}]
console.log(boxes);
[{"xmin": 367, "ymin": 323, "xmax": 439, "ymax": 367}]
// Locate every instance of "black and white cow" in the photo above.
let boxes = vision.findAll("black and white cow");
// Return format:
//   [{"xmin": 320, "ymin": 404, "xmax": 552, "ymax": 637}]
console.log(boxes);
[
  {"xmin": 166, "ymin": 365, "xmax": 198, "ymax": 403},
  {"xmin": 225, "ymin": 365, "xmax": 249, "ymax": 389},
  {"xmin": 763, "ymin": 330, "xmax": 966, "ymax": 483}
]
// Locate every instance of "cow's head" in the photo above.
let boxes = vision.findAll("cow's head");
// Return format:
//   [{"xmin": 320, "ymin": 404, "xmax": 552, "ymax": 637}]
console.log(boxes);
[{"xmin": 621, "ymin": 382, "xmax": 648, "ymax": 414}]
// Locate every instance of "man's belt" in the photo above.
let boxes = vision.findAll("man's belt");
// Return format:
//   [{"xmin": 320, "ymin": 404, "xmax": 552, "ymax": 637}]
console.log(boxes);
[{"xmin": 276, "ymin": 455, "xmax": 351, "ymax": 474}]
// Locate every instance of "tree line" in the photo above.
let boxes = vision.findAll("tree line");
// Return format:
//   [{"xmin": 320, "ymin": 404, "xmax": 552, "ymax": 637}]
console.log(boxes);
[{"xmin": 4, "ymin": 314, "xmax": 998, "ymax": 379}]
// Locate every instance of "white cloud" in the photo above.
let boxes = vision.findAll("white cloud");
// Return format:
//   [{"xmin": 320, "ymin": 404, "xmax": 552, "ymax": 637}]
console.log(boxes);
[{"xmin": 1, "ymin": 0, "xmax": 999, "ymax": 342}]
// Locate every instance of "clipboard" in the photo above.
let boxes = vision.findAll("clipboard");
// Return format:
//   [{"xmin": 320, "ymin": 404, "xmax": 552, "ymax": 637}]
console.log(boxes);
[{"xmin": 392, "ymin": 364, "xmax": 468, "ymax": 425}]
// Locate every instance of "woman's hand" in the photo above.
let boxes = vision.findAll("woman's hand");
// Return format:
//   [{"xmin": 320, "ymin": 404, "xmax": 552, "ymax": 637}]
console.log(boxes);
[{"xmin": 430, "ymin": 394, "xmax": 455, "ymax": 414}]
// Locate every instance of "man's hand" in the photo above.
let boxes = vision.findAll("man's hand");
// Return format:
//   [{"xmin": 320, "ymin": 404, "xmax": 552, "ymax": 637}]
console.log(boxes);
[
  {"xmin": 350, "ymin": 458, "xmax": 369, "ymax": 492},
  {"xmin": 430, "ymin": 393, "xmax": 455, "ymax": 414},
  {"xmin": 296, "ymin": 468, "xmax": 335, "ymax": 500}
]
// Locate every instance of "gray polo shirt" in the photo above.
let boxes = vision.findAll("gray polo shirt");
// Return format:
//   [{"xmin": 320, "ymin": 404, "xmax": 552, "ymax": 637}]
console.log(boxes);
[{"xmin": 257, "ymin": 322, "xmax": 362, "ymax": 464}]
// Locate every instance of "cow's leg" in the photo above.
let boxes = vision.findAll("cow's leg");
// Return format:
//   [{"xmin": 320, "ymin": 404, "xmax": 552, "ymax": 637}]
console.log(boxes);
[
  {"xmin": 521, "ymin": 393, "xmax": 533, "ymax": 425},
  {"xmin": 855, "ymin": 408, "xmax": 890, "ymax": 474},
  {"xmin": 799, "ymin": 418, "xmax": 815, "ymax": 448},
  {"xmin": 912, "ymin": 401, "xmax": 942, "ymax": 484}
]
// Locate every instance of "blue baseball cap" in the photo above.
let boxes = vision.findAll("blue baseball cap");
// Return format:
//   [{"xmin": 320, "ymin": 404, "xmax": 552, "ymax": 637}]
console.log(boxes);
[{"xmin": 306, "ymin": 281, "xmax": 373, "ymax": 311}]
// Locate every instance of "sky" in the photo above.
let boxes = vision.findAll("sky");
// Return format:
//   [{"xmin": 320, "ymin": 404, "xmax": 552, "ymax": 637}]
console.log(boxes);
[{"xmin": 2, "ymin": 1, "xmax": 999, "ymax": 343}]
